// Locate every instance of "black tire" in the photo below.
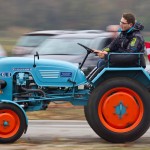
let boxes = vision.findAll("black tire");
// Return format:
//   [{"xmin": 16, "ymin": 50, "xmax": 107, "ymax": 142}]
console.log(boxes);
[
  {"xmin": 85, "ymin": 77, "xmax": 150, "ymax": 143},
  {"xmin": 0, "ymin": 103, "xmax": 26, "ymax": 143},
  {"xmin": 84, "ymin": 91, "xmax": 98, "ymax": 132}
]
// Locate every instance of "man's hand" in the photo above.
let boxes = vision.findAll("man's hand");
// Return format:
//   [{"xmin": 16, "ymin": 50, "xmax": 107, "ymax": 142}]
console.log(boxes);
[{"xmin": 93, "ymin": 49, "xmax": 108, "ymax": 58}]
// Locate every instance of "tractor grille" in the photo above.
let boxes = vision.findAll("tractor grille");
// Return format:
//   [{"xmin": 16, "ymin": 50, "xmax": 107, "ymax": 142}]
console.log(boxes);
[{"xmin": 39, "ymin": 70, "xmax": 59, "ymax": 78}]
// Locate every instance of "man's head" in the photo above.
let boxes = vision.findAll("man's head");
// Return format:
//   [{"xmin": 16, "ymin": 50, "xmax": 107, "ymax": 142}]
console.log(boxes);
[{"xmin": 120, "ymin": 13, "xmax": 135, "ymax": 31}]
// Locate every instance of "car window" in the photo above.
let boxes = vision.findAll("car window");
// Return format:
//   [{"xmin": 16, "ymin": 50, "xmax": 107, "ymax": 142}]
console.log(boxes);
[
  {"xmin": 16, "ymin": 35, "xmax": 50, "ymax": 47},
  {"xmin": 90, "ymin": 37, "xmax": 112, "ymax": 50},
  {"xmin": 36, "ymin": 38, "xmax": 91, "ymax": 55}
]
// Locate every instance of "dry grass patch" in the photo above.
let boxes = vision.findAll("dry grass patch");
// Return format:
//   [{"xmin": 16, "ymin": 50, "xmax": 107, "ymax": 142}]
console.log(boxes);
[{"xmin": 27, "ymin": 103, "xmax": 85, "ymax": 120}]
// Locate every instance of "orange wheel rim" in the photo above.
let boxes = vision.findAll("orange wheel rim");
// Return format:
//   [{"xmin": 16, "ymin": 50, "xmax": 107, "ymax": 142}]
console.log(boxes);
[
  {"xmin": 98, "ymin": 87, "xmax": 144, "ymax": 133},
  {"xmin": 0, "ymin": 109, "xmax": 20, "ymax": 138}
]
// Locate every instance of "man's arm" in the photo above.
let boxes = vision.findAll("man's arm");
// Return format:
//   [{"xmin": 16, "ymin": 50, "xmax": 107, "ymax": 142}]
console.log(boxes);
[
  {"xmin": 93, "ymin": 50, "xmax": 108, "ymax": 58},
  {"xmin": 93, "ymin": 36, "xmax": 120, "ymax": 58}
]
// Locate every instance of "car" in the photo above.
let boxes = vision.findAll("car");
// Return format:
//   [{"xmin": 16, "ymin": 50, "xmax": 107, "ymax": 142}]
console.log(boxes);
[
  {"xmin": 12, "ymin": 30, "xmax": 75, "ymax": 56},
  {"xmin": 28, "ymin": 32, "xmax": 114, "ymax": 75}
]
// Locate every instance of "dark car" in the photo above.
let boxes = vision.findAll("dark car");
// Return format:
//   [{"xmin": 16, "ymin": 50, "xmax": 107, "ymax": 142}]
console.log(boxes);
[
  {"xmin": 29, "ymin": 32, "xmax": 115, "ymax": 75},
  {"xmin": 12, "ymin": 30, "xmax": 75, "ymax": 56}
]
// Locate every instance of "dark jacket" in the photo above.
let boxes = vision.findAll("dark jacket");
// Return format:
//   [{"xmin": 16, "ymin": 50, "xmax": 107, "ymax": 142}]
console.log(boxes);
[
  {"xmin": 104, "ymin": 22, "xmax": 145, "ymax": 53},
  {"xmin": 104, "ymin": 22, "xmax": 146, "ymax": 67}
]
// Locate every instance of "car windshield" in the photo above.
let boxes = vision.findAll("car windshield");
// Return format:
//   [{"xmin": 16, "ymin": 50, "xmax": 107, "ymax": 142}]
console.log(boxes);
[
  {"xmin": 16, "ymin": 35, "xmax": 50, "ymax": 47},
  {"xmin": 36, "ymin": 38, "xmax": 91, "ymax": 55}
]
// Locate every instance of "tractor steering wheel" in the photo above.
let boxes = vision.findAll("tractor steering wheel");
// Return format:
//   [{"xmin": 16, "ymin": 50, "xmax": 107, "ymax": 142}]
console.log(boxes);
[{"xmin": 77, "ymin": 43, "xmax": 94, "ymax": 53}]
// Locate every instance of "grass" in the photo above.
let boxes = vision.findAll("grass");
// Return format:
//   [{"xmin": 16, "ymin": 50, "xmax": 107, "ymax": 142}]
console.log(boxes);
[
  {"xmin": 26, "ymin": 103, "xmax": 85, "ymax": 120},
  {"xmin": 144, "ymin": 37, "xmax": 150, "ymax": 42},
  {"xmin": 0, "ymin": 37, "xmax": 17, "ymax": 56}
]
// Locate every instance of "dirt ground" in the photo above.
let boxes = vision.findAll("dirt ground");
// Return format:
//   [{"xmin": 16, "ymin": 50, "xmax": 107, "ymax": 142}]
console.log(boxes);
[{"xmin": 1, "ymin": 137, "xmax": 150, "ymax": 150}]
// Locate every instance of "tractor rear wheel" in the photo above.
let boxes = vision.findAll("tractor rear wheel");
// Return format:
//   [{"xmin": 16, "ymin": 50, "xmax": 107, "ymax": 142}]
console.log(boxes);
[
  {"xmin": 84, "ymin": 77, "xmax": 150, "ymax": 143},
  {"xmin": 0, "ymin": 103, "xmax": 26, "ymax": 143}
]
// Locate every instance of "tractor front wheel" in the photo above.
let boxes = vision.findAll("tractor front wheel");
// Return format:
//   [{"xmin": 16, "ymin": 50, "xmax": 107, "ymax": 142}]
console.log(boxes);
[{"xmin": 0, "ymin": 103, "xmax": 26, "ymax": 143}]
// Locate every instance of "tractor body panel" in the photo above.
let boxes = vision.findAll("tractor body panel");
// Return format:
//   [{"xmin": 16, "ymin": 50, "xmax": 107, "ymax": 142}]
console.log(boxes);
[{"xmin": 0, "ymin": 57, "xmax": 87, "ymax": 102}]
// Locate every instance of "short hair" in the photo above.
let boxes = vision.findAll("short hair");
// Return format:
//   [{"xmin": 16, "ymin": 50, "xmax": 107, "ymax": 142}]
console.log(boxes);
[{"xmin": 122, "ymin": 13, "xmax": 135, "ymax": 25}]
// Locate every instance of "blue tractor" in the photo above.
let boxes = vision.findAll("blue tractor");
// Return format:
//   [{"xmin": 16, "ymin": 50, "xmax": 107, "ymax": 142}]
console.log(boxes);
[{"xmin": 0, "ymin": 43, "xmax": 150, "ymax": 143}]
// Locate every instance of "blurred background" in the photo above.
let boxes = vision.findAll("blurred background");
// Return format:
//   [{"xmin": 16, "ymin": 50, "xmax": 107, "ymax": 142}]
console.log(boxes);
[{"xmin": 0, "ymin": 0, "xmax": 150, "ymax": 56}]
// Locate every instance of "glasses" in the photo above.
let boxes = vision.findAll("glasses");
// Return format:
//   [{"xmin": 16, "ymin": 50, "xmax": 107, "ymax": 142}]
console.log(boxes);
[{"xmin": 120, "ymin": 21, "xmax": 128, "ymax": 25}]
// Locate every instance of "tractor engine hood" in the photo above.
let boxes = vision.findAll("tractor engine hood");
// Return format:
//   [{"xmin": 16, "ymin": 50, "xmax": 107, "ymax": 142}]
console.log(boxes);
[{"xmin": 0, "ymin": 57, "xmax": 87, "ymax": 87}]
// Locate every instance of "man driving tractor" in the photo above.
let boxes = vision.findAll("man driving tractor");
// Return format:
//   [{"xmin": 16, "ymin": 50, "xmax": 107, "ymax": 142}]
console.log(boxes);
[{"xmin": 94, "ymin": 13, "xmax": 145, "ymax": 68}]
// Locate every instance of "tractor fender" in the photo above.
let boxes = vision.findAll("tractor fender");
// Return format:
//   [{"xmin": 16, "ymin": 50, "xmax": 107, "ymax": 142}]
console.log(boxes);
[
  {"xmin": 91, "ymin": 67, "xmax": 150, "ymax": 88},
  {"xmin": 0, "ymin": 100, "xmax": 28, "ymax": 133}
]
